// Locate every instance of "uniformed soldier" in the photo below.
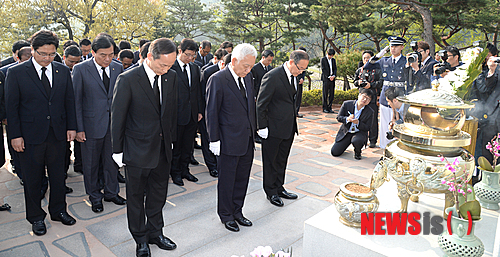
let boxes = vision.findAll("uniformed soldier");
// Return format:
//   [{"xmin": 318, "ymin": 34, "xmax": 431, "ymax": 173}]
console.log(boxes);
[{"xmin": 366, "ymin": 36, "xmax": 410, "ymax": 149}]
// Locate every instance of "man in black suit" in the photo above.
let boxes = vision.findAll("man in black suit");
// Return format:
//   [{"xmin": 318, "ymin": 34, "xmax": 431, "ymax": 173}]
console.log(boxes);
[
  {"xmin": 5, "ymin": 30, "xmax": 77, "ymax": 236},
  {"xmin": 1, "ymin": 40, "xmax": 30, "ymax": 67},
  {"xmin": 220, "ymin": 41, "xmax": 234, "ymax": 53},
  {"xmin": 111, "ymin": 38, "xmax": 178, "ymax": 256},
  {"xmin": 321, "ymin": 49, "xmax": 337, "ymax": 113},
  {"xmin": 1, "ymin": 46, "xmax": 32, "ymax": 184},
  {"xmin": 206, "ymin": 43, "xmax": 257, "ymax": 232},
  {"xmin": 195, "ymin": 40, "xmax": 213, "ymax": 68},
  {"xmin": 73, "ymin": 34, "xmax": 126, "ymax": 213},
  {"xmin": 79, "ymin": 39, "xmax": 92, "ymax": 61},
  {"xmin": 170, "ymin": 38, "xmax": 203, "ymax": 186},
  {"xmin": 257, "ymin": 50, "xmax": 309, "ymax": 207},
  {"xmin": 407, "ymin": 41, "xmax": 438, "ymax": 92},
  {"xmin": 331, "ymin": 89, "xmax": 374, "ymax": 160},
  {"xmin": 133, "ymin": 39, "xmax": 150, "ymax": 64},
  {"xmin": 199, "ymin": 48, "xmax": 228, "ymax": 178},
  {"xmin": 251, "ymin": 49, "xmax": 274, "ymax": 98}
]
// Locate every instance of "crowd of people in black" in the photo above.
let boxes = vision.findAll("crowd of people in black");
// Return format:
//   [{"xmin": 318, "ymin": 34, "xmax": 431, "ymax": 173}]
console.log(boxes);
[{"xmin": 0, "ymin": 30, "xmax": 498, "ymax": 257}]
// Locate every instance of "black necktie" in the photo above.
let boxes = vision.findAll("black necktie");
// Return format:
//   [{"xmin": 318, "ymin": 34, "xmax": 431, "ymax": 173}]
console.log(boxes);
[
  {"xmin": 238, "ymin": 77, "xmax": 247, "ymax": 100},
  {"xmin": 102, "ymin": 67, "xmax": 110, "ymax": 92},
  {"xmin": 393, "ymin": 58, "xmax": 396, "ymax": 66},
  {"xmin": 41, "ymin": 67, "xmax": 51, "ymax": 95},
  {"xmin": 153, "ymin": 75, "xmax": 160, "ymax": 107},
  {"xmin": 183, "ymin": 64, "xmax": 189, "ymax": 86}
]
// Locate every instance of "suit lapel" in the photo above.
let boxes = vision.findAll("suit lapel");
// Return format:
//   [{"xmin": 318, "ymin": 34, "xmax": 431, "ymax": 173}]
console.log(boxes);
[
  {"xmin": 49, "ymin": 63, "xmax": 60, "ymax": 100},
  {"xmin": 279, "ymin": 66, "xmax": 296, "ymax": 101},
  {"xmin": 86, "ymin": 60, "xmax": 107, "ymax": 94},
  {"xmin": 25, "ymin": 59, "xmax": 48, "ymax": 99},
  {"xmin": 138, "ymin": 66, "xmax": 160, "ymax": 114},
  {"xmin": 224, "ymin": 68, "xmax": 247, "ymax": 110},
  {"xmin": 175, "ymin": 60, "xmax": 189, "ymax": 89},
  {"xmin": 109, "ymin": 63, "xmax": 120, "ymax": 98}
]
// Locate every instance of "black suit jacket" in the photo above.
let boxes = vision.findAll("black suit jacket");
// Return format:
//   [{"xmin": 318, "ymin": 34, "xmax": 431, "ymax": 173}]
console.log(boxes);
[
  {"xmin": 201, "ymin": 61, "xmax": 215, "ymax": 72},
  {"xmin": 171, "ymin": 60, "xmax": 203, "ymax": 125},
  {"xmin": 5, "ymin": 58, "xmax": 77, "ymax": 144},
  {"xmin": 411, "ymin": 57, "xmax": 439, "ymax": 92},
  {"xmin": 111, "ymin": 65, "xmax": 178, "ymax": 168},
  {"xmin": 251, "ymin": 62, "xmax": 272, "ymax": 97},
  {"xmin": 205, "ymin": 66, "xmax": 256, "ymax": 156},
  {"xmin": 195, "ymin": 53, "xmax": 213, "ymax": 68},
  {"xmin": 335, "ymin": 100, "xmax": 374, "ymax": 142},
  {"xmin": 1, "ymin": 57, "xmax": 15, "ymax": 67},
  {"xmin": 201, "ymin": 63, "xmax": 220, "ymax": 102},
  {"xmin": 321, "ymin": 56, "xmax": 337, "ymax": 81},
  {"xmin": 257, "ymin": 65, "xmax": 297, "ymax": 139}
]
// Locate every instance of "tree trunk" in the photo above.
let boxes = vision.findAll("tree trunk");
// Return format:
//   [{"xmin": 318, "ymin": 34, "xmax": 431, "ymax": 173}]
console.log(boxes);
[
  {"xmin": 414, "ymin": 5, "xmax": 434, "ymax": 56},
  {"xmin": 343, "ymin": 76, "xmax": 349, "ymax": 91}
]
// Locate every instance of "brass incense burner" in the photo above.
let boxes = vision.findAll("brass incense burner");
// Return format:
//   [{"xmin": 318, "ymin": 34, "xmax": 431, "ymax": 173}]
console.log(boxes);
[{"xmin": 371, "ymin": 89, "xmax": 475, "ymax": 213}]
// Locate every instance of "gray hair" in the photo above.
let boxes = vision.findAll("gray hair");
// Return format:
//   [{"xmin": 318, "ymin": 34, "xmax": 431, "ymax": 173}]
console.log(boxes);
[
  {"xmin": 290, "ymin": 50, "xmax": 309, "ymax": 64},
  {"xmin": 232, "ymin": 43, "xmax": 257, "ymax": 61}
]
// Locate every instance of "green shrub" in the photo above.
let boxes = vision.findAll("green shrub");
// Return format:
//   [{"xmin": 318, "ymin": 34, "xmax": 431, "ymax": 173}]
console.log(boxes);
[{"xmin": 301, "ymin": 88, "xmax": 359, "ymax": 107}]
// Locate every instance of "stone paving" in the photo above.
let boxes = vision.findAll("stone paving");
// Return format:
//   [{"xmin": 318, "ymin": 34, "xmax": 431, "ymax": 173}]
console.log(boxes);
[{"xmin": 0, "ymin": 105, "xmax": 385, "ymax": 257}]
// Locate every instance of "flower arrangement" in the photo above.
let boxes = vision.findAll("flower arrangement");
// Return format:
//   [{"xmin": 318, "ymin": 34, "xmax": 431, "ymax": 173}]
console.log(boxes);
[
  {"xmin": 435, "ymin": 46, "xmax": 489, "ymax": 100},
  {"xmin": 478, "ymin": 133, "xmax": 500, "ymax": 172},
  {"xmin": 440, "ymin": 156, "xmax": 481, "ymax": 220},
  {"xmin": 232, "ymin": 246, "xmax": 292, "ymax": 257}
]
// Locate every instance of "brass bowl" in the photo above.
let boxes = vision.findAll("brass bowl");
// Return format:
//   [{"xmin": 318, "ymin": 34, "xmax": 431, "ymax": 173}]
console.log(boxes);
[{"xmin": 334, "ymin": 182, "xmax": 379, "ymax": 227}]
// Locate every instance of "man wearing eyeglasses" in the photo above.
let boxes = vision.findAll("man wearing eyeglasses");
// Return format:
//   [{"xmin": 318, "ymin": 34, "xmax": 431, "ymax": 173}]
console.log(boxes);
[
  {"xmin": 432, "ymin": 46, "xmax": 464, "ymax": 81},
  {"xmin": 5, "ymin": 29, "xmax": 77, "ymax": 236},
  {"xmin": 195, "ymin": 40, "xmax": 213, "ymax": 68},
  {"xmin": 406, "ymin": 41, "xmax": 438, "ymax": 92},
  {"xmin": 257, "ymin": 50, "xmax": 309, "ymax": 207},
  {"xmin": 170, "ymin": 38, "xmax": 203, "ymax": 186}
]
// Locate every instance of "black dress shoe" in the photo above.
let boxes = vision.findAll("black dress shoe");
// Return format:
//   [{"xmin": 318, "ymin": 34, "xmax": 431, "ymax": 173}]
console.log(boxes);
[
  {"xmin": 354, "ymin": 152, "xmax": 362, "ymax": 160},
  {"xmin": 0, "ymin": 203, "xmax": 11, "ymax": 211},
  {"xmin": 297, "ymin": 114, "xmax": 304, "ymax": 118},
  {"xmin": 65, "ymin": 186, "xmax": 73, "ymax": 194},
  {"xmin": 172, "ymin": 177, "xmax": 184, "ymax": 186},
  {"xmin": 369, "ymin": 142, "xmax": 377, "ymax": 148},
  {"xmin": 117, "ymin": 173, "xmax": 126, "ymax": 183},
  {"xmin": 223, "ymin": 220, "xmax": 239, "ymax": 232},
  {"xmin": 209, "ymin": 169, "xmax": 218, "ymax": 178},
  {"xmin": 32, "ymin": 220, "xmax": 46, "ymax": 236},
  {"xmin": 235, "ymin": 217, "xmax": 252, "ymax": 226},
  {"xmin": 92, "ymin": 201, "xmax": 104, "ymax": 213},
  {"xmin": 267, "ymin": 195, "xmax": 284, "ymax": 207},
  {"xmin": 51, "ymin": 212, "xmax": 76, "ymax": 225},
  {"xmin": 194, "ymin": 143, "xmax": 202, "ymax": 149},
  {"xmin": 136, "ymin": 242, "xmax": 151, "ymax": 257},
  {"xmin": 182, "ymin": 173, "xmax": 198, "ymax": 182},
  {"xmin": 148, "ymin": 235, "xmax": 177, "ymax": 250},
  {"xmin": 278, "ymin": 190, "xmax": 298, "ymax": 199},
  {"xmin": 104, "ymin": 195, "xmax": 126, "ymax": 205},
  {"xmin": 323, "ymin": 109, "xmax": 330, "ymax": 113},
  {"xmin": 190, "ymin": 157, "xmax": 199, "ymax": 165}
]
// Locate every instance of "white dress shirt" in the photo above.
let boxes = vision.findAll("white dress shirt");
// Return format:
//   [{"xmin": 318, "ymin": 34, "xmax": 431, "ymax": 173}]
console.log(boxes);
[
  {"xmin": 32, "ymin": 58, "xmax": 53, "ymax": 87},
  {"xmin": 143, "ymin": 60, "xmax": 162, "ymax": 104}
]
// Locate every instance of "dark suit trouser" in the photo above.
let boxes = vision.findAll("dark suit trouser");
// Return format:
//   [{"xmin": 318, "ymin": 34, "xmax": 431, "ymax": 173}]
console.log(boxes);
[
  {"xmin": 199, "ymin": 117, "xmax": 217, "ymax": 171},
  {"xmin": 6, "ymin": 124, "xmax": 23, "ymax": 180},
  {"xmin": 73, "ymin": 141, "xmax": 82, "ymax": 172},
  {"xmin": 126, "ymin": 142, "xmax": 169, "ymax": 244},
  {"xmin": 171, "ymin": 117, "xmax": 198, "ymax": 179},
  {"xmin": 322, "ymin": 79, "xmax": 335, "ymax": 110},
  {"xmin": 217, "ymin": 137, "xmax": 253, "ymax": 223},
  {"xmin": 19, "ymin": 128, "xmax": 67, "ymax": 223},
  {"xmin": 368, "ymin": 102, "xmax": 379, "ymax": 144},
  {"xmin": 331, "ymin": 132, "xmax": 367, "ymax": 157},
  {"xmin": 262, "ymin": 134, "xmax": 294, "ymax": 197},
  {"xmin": 81, "ymin": 128, "xmax": 119, "ymax": 203}
]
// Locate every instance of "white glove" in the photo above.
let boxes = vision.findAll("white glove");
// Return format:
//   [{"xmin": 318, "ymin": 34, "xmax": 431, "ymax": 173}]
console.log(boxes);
[
  {"xmin": 209, "ymin": 141, "xmax": 220, "ymax": 156},
  {"xmin": 257, "ymin": 128, "xmax": 269, "ymax": 139},
  {"xmin": 375, "ymin": 46, "xmax": 390, "ymax": 59},
  {"xmin": 112, "ymin": 153, "xmax": 124, "ymax": 167}
]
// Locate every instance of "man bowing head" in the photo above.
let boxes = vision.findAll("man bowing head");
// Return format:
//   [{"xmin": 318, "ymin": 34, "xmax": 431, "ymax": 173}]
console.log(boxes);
[
  {"xmin": 111, "ymin": 38, "xmax": 178, "ymax": 257},
  {"xmin": 205, "ymin": 43, "xmax": 257, "ymax": 232}
]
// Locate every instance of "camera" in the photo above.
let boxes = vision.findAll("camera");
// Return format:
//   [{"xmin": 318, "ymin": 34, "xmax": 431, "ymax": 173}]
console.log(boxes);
[
  {"xmin": 407, "ymin": 41, "xmax": 422, "ymax": 63},
  {"xmin": 386, "ymin": 131, "xmax": 394, "ymax": 140},
  {"xmin": 435, "ymin": 50, "xmax": 456, "ymax": 75}
]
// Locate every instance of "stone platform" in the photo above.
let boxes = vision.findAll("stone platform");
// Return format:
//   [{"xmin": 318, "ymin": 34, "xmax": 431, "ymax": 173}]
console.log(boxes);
[{"xmin": 303, "ymin": 179, "xmax": 500, "ymax": 257}]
